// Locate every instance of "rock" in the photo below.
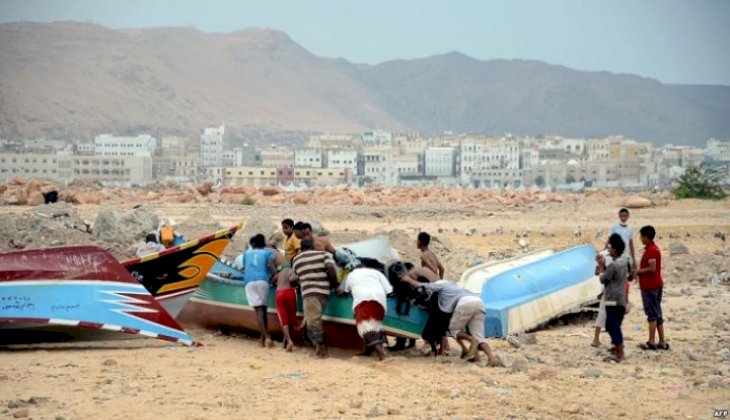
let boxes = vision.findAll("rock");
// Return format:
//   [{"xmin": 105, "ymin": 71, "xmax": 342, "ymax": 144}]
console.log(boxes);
[
  {"xmin": 507, "ymin": 332, "xmax": 536, "ymax": 348},
  {"xmin": 28, "ymin": 397, "xmax": 49, "ymax": 405},
  {"xmin": 7, "ymin": 401, "xmax": 27, "ymax": 409},
  {"xmin": 309, "ymin": 220, "xmax": 329, "ymax": 236},
  {"xmin": 387, "ymin": 407, "xmax": 401, "ymax": 415},
  {"xmin": 582, "ymin": 367, "xmax": 603, "ymax": 378},
  {"xmin": 195, "ymin": 182, "xmax": 214, "ymax": 196},
  {"xmin": 12, "ymin": 409, "xmax": 29, "ymax": 418},
  {"xmin": 669, "ymin": 241, "xmax": 689, "ymax": 255},
  {"xmin": 563, "ymin": 405, "xmax": 581, "ymax": 415},
  {"xmin": 621, "ymin": 196, "xmax": 652, "ymax": 209},
  {"xmin": 240, "ymin": 216, "xmax": 278, "ymax": 243},
  {"xmin": 27, "ymin": 190, "xmax": 44, "ymax": 206},
  {"xmin": 102, "ymin": 359, "xmax": 118, "ymax": 366},
  {"xmin": 349, "ymin": 399, "xmax": 364, "ymax": 409},
  {"xmin": 291, "ymin": 193, "xmax": 310, "ymax": 205},
  {"xmin": 258, "ymin": 186, "xmax": 282, "ymax": 196},
  {"xmin": 510, "ymin": 358, "xmax": 529, "ymax": 373},
  {"xmin": 518, "ymin": 238, "xmax": 529, "ymax": 249}
]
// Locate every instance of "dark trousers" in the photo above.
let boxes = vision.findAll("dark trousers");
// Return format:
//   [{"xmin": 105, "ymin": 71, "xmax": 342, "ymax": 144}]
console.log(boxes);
[{"xmin": 605, "ymin": 305, "xmax": 626, "ymax": 346}]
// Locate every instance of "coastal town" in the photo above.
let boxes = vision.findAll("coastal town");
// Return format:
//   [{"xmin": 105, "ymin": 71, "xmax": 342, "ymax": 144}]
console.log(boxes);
[{"xmin": 2, "ymin": 128, "xmax": 729, "ymax": 190}]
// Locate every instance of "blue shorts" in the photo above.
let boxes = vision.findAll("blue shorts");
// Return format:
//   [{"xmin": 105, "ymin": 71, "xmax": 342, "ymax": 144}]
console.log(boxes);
[{"xmin": 641, "ymin": 288, "xmax": 663, "ymax": 325}]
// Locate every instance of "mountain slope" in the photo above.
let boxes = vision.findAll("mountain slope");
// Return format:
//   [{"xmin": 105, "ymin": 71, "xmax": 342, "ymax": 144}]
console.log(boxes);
[{"xmin": 1, "ymin": 22, "xmax": 728, "ymax": 146}]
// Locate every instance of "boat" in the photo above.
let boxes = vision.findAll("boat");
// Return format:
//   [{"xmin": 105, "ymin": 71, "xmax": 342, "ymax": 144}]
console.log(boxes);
[
  {"xmin": 177, "ymin": 235, "xmax": 429, "ymax": 349},
  {"xmin": 459, "ymin": 244, "xmax": 601, "ymax": 338},
  {"xmin": 120, "ymin": 223, "xmax": 242, "ymax": 318},
  {"xmin": 0, "ymin": 246, "xmax": 196, "ymax": 346}
]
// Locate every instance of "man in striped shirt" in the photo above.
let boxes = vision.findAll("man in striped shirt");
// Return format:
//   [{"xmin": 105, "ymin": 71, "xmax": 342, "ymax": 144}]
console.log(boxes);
[{"xmin": 292, "ymin": 239, "xmax": 337, "ymax": 358}]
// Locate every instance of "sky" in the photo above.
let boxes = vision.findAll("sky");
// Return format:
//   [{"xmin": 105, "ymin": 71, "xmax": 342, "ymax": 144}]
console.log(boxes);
[{"xmin": 1, "ymin": 0, "xmax": 728, "ymax": 85}]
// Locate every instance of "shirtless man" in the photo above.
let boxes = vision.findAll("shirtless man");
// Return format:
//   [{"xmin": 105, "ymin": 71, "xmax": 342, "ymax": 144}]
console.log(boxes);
[
  {"xmin": 298, "ymin": 222, "xmax": 336, "ymax": 254},
  {"xmin": 418, "ymin": 232, "xmax": 444, "ymax": 279}
]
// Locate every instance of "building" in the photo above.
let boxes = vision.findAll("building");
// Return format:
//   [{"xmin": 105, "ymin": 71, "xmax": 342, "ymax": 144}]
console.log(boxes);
[
  {"xmin": 225, "ymin": 166, "xmax": 278, "ymax": 187},
  {"xmin": 294, "ymin": 149, "xmax": 323, "ymax": 168},
  {"xmin": 94, "ymin": 134, "xmax": 156, "ymax": 157},
  {"xmin": 424, "ymin": 147, "xmax": 456, "ymax": 177},
  {"xmin": 325, "ymin": 149, "xmax": 358, "ymax": 172},
  {"xmin": 0, "ymin": 152, "xmax": 152, "ymax": 185},
  {"xmin": 259, "ymin": 146, "xmax": 294, "ymax": 168},
  {"xmin": 307, "ymin": 133, "xmax": 357, "ymax": 149},
  {"xmin": 200, "ymin": 125, "xmax": 224, "ymax": 168}
]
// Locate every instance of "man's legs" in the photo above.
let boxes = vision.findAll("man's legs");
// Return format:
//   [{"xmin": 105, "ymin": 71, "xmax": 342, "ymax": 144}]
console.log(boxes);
[
  {"xmin": 254, "ymin": 306, "xmax": 272, "ymax": 347},
  {"xmin": 303, "ymin": 295, "xmax": 328, "ymax": 357}
]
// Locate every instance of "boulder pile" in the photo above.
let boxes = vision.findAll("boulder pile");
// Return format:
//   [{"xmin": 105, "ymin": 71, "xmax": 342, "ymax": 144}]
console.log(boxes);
[{"xmin": 0, "ymin": 177, "xmax": 672, "ymax": 209}]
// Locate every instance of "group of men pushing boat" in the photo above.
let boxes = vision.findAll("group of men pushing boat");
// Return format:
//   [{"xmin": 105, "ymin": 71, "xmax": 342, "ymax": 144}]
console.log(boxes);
[{"xmin": 233, "ymin": 219, "xmax": 501, "ymax": 365}]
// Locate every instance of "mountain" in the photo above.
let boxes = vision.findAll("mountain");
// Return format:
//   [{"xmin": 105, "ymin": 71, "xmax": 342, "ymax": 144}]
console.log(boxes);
[{"xmin": 1, "ymin": 22, "xmax": 728, "ymax": 146}]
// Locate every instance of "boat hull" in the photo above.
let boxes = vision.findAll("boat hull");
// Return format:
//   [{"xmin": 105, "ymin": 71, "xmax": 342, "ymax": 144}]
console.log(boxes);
[
  {"xmin": 475, "ymin": 244, "xmax": 601, "ymax": 337},
  {"xmin": 178, "ymin": 275, "xmax": 428, "ymax": 349},
  {"xmin": 121, "ymin": 224, "xmax": 242, "ymax": 317},
  {"xmin": 0, "ymin": 246, "xmax": 196, "ymax": 346}
]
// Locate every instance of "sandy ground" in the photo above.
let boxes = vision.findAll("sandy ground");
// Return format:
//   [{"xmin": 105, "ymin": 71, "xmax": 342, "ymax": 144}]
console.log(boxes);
[{"xmin": 1, "ymin": 197, "xmax": 729, "ymax": 419}]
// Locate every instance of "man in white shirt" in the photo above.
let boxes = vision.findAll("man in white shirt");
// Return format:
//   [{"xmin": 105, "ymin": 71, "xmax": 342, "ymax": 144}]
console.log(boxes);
[{"xmin": 336, "ymin": 252, "xmax": 393, "ymax": 361}]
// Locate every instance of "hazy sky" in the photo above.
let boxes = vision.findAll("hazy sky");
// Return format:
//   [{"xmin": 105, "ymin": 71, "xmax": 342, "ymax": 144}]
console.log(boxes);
[{"xmin": 1, "ymin": 0, "xmax": 728, "ymax": 85}]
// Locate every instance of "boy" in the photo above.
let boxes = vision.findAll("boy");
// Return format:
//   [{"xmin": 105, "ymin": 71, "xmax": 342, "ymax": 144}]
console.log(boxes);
[
  {"xmin": 274, "ymin": 268, "xmax": 297, "ymax": 352},
  {"xmin": 417, "ymin": 232, "xmax": 444, "ymax": 279},
  {"xmin": 242, "ymin": 234, "xmax": 277, "ymax": 348},
  {"xmin": 606, "ymin": 208, "xmax": 636, "ymax": 267},
  {"xmin": 281, "ymin": 219, "xmax": 300, "ymax": 265},
  {"xmin": 591, "ymin": 248, "xmax": 613, "ymax": 347},
  {"xmin": 633, "ymin": 225, "xmax": 669, "ymax": 351},
  {"xmin": 597, "ymin": 234, "xmax": 629, "ymax": 362}
]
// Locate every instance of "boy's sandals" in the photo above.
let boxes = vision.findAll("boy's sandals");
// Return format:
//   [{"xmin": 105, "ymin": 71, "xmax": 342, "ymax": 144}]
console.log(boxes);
[
  {"xmin": 638, "ymin": 342, "xmax": 658, "ymax": 351},
  {"xmin": 638, "ymin": 342, "xmax": 670, "ymax": 351}
]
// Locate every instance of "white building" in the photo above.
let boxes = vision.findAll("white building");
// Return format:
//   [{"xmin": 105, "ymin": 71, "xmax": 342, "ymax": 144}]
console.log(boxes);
[
  {"xmin": 361, "ymin": 147, "xmax": 397, "ymax": 185},
  {"xmin": 425, "ymin": 147, "xmax": 456, "ymax": 177},
  {"xmin": 325, "ymin": 149, "xmax": 358, "ymax": 171},
  {"xmin": 200, "ymin": 125, "xmax": 224, "ymax": 168},
  {"xmin": 294, "ymin": 149, "xmax": 323, "ymax": 168},
  {"xmin": 0, "ymin": 152, "xmax": 152, "ymax": 185},
  {"xmin": 94, "ymin": 134, "xmax": 156, "ymax": 157}
]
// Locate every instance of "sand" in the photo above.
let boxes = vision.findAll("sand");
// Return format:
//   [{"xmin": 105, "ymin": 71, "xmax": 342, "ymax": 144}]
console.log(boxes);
[{"xmin": 1, "ymin": 197, "xmax": 729, "ymax": 419}]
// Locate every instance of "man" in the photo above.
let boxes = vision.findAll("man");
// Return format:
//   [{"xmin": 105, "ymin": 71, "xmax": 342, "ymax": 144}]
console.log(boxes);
[
  {"xmin": 606, "ymin": 208, "xmax": 636, "ymax": 267},
  {"xmin": 401, "ymin": 277, "xmax": 500, "ymax": 366},
  {"xmin": 296, "ymin": 222, "xmax": 336, "ymax": 254},
  {"xmin": 335, "ymin": 252, "xmax": 393, "ymax": 361},
  {"xmin": 281, "ymin": 219, "xmax": 300, "ymax": 265},
  {"xmin": 418, "ymin": 232, "xmax": 444, "ymax": 279},
  {"xmin": 292, "ymin": 239, "xmax": 337, "ymax": 358}
]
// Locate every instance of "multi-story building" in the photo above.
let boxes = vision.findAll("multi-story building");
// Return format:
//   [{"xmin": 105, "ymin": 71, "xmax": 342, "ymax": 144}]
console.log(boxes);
[
  {"xmin": 361, "ymin": 146, "xmax": 397, "ymax": 185},
  {"xmin": 94, "ymin": 134, "xmax": 156, "ymax": 157},
  {"xmin": 259, "ymin": 146, "xmax": 294, "ymax": 168},
  {"xmin": 225, "ymin": 166, "xmax": 278, "ymax": 187},
  {"xmin": 0, "ymin": 152, "xmax": 152, "ymax": 185},
  {"xmin": 307, "ymin": 133, "xmax": 357, "ymax": 149},
  {"xmin": 200, "ymin": 125, "xmax": 224, "ymax": 168},
  {"xmin": 325, "ymin": 149, "xmax": 358, "ymax": 172},
  {"xmin": 294, "ymin": 149, "xmax": 323, "ymax": 168},
  {"xmin": 424, "ymin": 147, "xmax": 456, "ymax": 177}
]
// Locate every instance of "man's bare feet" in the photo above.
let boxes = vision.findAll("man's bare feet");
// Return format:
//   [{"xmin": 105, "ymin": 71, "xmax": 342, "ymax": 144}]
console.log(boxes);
[
  {"xmin": 286, "ymin": 341, "xmax": 294, "ymax": 352},
  {"xmin": 590, "ymin": 341, "xmax": 601, "ymax": 348},
  {"xmin": 265, "ymin": 338, "xmax": 274, "ymax": 348}
]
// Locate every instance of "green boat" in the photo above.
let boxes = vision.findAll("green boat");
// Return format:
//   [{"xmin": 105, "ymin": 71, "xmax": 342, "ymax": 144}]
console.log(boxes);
[{"xmin": 177, "ymin": 236, "xmax": 429, "ymax": 349}]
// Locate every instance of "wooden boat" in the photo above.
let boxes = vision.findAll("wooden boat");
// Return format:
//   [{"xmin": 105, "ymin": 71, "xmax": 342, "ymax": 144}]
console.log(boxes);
[
  {"xmin": 0, "ymin": 246, "xmax": 196, "ymax": 346},
  {"xmin": 458, "ymin": 244, "xmax": 601, "ymax": 338},
  {"xmin": 120, "ymin": 223, "xmax": 242, "ymax": 318},
  {"xmin": 178, "ymin": 235, "xmax": 429, "ymax": 349}
]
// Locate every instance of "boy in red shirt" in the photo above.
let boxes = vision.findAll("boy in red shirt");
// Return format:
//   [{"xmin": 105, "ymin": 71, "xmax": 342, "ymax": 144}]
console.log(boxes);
[{"xmin": 633, "ymin": 225, "xmax": 669, "ymax": 351}]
